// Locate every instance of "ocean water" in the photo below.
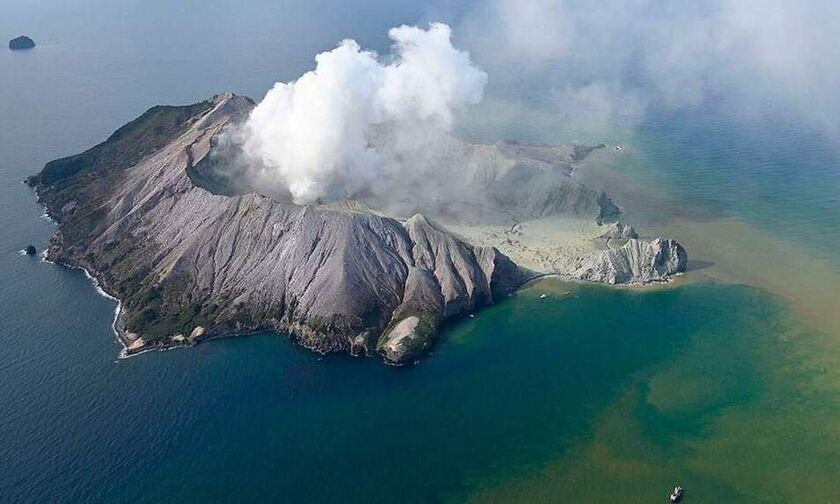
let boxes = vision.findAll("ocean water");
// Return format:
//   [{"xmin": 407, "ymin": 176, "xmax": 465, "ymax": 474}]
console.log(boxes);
[{"xmin": 2, "ymin": 2, "xmax": 840, "ymax": 503}]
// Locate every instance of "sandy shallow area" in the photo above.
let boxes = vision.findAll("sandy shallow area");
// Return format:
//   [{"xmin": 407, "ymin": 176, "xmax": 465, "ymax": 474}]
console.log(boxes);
[{"xmin": 445, "ymin": 216, "xmax": 607, "ymax": 275}]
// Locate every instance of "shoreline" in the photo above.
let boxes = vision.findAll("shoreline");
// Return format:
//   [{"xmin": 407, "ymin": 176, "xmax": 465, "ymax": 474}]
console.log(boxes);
[
  {"xmin": 39, "ymin": 252, "xmax": 137, "ymax": 358},
  {"xmin": 34, "ymin": 195, "xmax": 688, "ymax": 361},
  {"xmin": 519, "ymin": 270, "xmax": 686, "ymax": 292},
  {"xmin": 33, "ymin": 198, "xmax": 139, "ymax": 359},
  {"xmin": 42, "ymin": 247, "xmax": 688, "ymax": 362}
]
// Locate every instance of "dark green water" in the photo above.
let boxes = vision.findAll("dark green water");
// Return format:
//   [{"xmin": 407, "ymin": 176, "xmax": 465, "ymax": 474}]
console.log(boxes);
[
  {"xmin": 4, "ymin": 276, "xmax": 816, "ymax": 502},
  {"xmin": 2, "ymin": 1, "xmax": 840, "ymax": 502}
]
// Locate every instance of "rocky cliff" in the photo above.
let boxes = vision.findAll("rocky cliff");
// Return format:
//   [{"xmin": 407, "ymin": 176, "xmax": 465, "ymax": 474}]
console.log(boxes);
[
  {"xmin": 571, "ymin": 238, "xmax": 687, "ymax": 284},
  {"xmin": 28, "ymin": 92, "xmax": 686, "ymax": 363}
]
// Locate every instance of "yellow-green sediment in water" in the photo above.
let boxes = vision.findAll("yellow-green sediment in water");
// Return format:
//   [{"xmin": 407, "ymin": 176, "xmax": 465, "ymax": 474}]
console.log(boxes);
[{"xmin": 454, "ymin": 134, "xmax": 840, "ymax": 503}]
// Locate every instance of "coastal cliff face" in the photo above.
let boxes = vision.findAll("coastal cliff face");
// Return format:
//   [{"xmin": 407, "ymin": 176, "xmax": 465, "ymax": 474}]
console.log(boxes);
[
  {"xmin": 27, "ymin": 93, "xmax": 522, "ymax": 363},
  {"xmin": 571, "ymin": 238, "xmax": 687, "ymax": 284},
  {"xmin": 28, "ymin": 92, "xmax": 686, "ymax": 363}
]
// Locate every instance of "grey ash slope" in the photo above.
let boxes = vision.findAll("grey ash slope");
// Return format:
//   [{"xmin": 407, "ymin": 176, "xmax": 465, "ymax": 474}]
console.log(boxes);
[{"xmin": 28, "ymin": 93, "xmax": 522, "ymax": 364}]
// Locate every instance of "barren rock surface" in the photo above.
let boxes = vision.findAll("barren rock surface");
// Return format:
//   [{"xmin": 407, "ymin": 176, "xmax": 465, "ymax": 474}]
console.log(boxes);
[
  {"xmin": 29, "ymin": 94, "xmax": 522, "ymax": 363},
  {"xmin": 570, "ymin": 238, "xmax": 687, "ymax": 284},
  {"xmin": 29, "ymin": 92, "xmax": 686, "ymax": 363}
]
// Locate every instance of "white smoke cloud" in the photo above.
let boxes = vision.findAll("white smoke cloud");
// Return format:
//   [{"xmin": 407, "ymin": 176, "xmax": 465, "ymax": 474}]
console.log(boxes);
[
  {"xmin": 241, "ymin": 22, "xmax": 487, "ymax": 204},
  {"xmin": 459, "ymin": 0, "xmax": 840, "ymax": 140},
  {"xmin": 226, "ymin": 2, "xmax": 840, "ymax": 209}
]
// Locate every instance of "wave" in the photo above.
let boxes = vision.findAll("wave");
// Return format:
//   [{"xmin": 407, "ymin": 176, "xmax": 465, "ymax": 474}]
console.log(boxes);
[{"xmin": 41, "ymin": 255, "xmax": 128, "ymax": 358}]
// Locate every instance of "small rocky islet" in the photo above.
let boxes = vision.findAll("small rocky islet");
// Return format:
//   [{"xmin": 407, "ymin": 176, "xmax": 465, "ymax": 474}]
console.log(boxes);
[
  {"xmin": 27, "ymin": 93, "xmax": 687, "ymax": 364},
  {"xmin": 9, "ymin": 36, "xmax": 35, "ymax": 50}
]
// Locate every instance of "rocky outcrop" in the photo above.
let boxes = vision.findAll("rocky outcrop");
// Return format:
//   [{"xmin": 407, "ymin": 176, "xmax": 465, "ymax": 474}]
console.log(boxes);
[
  {"xmin": 378, "ymin": 316, "xmax": 425, "ymax": 364},
  {"xmin": 28, "ymin": 93, "xmax": 522, "ymax": 364},
  {"xmin": 570, "ymin": 238, "xmax": 687, "ymax": 284},
  {"xmin": 9, "ymin": 36, "xmax": 35, "ymax": 50},
  {"xmin": 599, "ymin": 221, "xmax": 638, "ymax": 240},
  {"xmin": 25, "ymin": 245, "xmax": 37, "ymax": 255},
  {"xmin": 374, "ymin": 214, "xmax": 521, "ymax": 363}
]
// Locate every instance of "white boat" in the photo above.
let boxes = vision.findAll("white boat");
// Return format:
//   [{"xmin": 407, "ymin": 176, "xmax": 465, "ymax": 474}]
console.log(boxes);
[{"xmin": 669, "ymin": 486, "xmax": 684, "ymax": 502}]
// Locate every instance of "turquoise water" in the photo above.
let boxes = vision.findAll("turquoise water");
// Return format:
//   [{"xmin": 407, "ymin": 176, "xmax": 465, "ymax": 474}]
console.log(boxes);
[{"xmin": 3, "ymin": 2, "xmax": 840, "ymax": 503}]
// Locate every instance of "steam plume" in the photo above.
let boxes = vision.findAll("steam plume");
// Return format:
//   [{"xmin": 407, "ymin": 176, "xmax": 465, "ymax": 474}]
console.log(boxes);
[{"xmin": 240, "ymin": 22, "xmax": 486, "ymax": 204}]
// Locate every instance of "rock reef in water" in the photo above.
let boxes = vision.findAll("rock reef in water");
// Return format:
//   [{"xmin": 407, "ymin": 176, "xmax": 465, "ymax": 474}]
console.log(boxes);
[
  {"xmin": 25, "ymin": 244, "xmax": 37, "ymax": 255},
  {"xmin": 9, "ymin": 36, "xmax": 35, "ymax": 50},
  {"xmin": 27, "ymin": 92, "xmax": 686, "ymax": 364}
]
